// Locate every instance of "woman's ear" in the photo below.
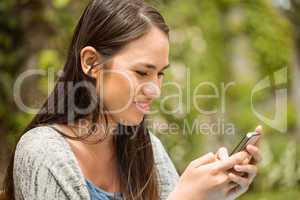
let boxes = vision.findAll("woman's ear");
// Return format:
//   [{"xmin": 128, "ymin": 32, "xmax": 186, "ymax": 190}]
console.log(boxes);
[{"xmin": 80, "ymin": 46, "xmax": 104, "ymax": 77}]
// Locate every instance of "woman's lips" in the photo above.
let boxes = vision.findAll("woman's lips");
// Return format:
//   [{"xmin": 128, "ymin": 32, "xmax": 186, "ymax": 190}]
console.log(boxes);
[{"xmin": 133, "ymin": 101, "xmax": 151, "ymax": 112}]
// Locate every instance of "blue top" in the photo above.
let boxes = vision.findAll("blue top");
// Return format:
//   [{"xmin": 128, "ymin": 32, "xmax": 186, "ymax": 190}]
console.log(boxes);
[{"xmin": 85, "ymin": 179, "xmax": 123, "ymax": 200}]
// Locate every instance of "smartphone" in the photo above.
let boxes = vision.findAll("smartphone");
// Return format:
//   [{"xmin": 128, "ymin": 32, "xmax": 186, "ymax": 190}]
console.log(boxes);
[{"xmin": 230, "ymin": 132, "xmax": 261, "ymax": 156}]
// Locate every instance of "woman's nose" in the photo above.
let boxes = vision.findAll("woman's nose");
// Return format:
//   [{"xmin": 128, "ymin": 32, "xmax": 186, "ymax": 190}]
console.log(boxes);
[{"xmin": 142, "ymin": 82, "xmax": 161, "ymax": 99}]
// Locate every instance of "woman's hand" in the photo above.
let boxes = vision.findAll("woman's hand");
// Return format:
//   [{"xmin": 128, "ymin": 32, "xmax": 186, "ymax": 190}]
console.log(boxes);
[
  {"xmin": 167, "ymin": 151, "xmax": 249, "ymax": 200},
  {"xmin": 225, "ymin": 145, "xmax": 261, "ymax": 199},
  {"xmin": 220, "ymin": 126, "xmax": 263, "ymax": 200}
]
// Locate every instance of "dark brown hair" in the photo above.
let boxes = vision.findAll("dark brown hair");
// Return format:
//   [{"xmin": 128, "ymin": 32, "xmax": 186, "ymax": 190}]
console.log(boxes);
[{"xmin": 2, "ymin": 0, "xmax": 169, "ymax": 199}]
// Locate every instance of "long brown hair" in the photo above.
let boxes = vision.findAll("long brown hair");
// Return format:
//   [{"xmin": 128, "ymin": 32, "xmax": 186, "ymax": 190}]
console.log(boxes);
[{"xmin": 2, "ymin": 0, "xmax": 169, "ymax": 199}]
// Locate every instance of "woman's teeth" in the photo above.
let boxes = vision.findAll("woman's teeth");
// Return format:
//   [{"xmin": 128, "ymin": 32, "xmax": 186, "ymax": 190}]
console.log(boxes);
[{"xmin": 134, "ymin": 102, "xmax": 150, "ymax": 112}]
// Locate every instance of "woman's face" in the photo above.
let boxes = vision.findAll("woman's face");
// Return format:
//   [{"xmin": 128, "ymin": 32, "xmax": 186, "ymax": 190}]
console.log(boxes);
[{"xmin": 81, "ymin": 27, "xmax": 170, "ymax": 126}]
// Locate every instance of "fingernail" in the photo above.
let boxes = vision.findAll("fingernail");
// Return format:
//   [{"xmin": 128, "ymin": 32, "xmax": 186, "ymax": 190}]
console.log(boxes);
[
  {"xmin": 234, "ymin": 165, "xmax": 242, "ymax": 171},
  {"xmin": 256, "ymin": 125, "xmax": 263, "ymax": 133}
]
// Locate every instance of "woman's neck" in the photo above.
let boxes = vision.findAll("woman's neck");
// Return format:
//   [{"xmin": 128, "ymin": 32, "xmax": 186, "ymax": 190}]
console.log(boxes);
[
  {"xmin": 53, "ymin": 114, "xmax": 117, "ymax": 154},
  {"xmin": 53, "ymin": 117, "xmax": 121, "ymax": 192}
]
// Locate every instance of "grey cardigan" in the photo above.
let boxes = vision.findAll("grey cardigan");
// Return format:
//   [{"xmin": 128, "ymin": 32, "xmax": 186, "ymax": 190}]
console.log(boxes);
[{"xmin": 13, "ymin": 126, "xmax": 179, "ymax": 200}]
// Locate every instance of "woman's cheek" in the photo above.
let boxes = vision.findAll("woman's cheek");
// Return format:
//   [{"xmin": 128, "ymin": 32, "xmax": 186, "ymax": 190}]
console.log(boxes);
[{"xmin": 101, "ymin": 71, "xmax": 136, "ymax": 112}]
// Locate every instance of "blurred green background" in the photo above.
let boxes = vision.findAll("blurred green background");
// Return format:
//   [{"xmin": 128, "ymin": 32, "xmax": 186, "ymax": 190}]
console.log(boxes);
[{"xmin": 0, "ymin": 0, "xmax": 299, "ymax": 199}]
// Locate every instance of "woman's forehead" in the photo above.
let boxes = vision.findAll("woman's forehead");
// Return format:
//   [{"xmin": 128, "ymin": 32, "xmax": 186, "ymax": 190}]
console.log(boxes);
[{"xmin": 113, "ymin": 27, "xmax": 169, "ymax": 68}]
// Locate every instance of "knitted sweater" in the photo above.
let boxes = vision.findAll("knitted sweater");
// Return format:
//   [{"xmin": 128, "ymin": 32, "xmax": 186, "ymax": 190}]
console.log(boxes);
[{"xmin": 13, "ymin": 126, "xmax": 179, "ymax": 200}]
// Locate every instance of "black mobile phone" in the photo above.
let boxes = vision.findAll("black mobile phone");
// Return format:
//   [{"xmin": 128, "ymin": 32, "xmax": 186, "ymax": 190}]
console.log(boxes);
[{"xmin": 230, "ymin": 132, "xmax": 261, "ymax": 156}]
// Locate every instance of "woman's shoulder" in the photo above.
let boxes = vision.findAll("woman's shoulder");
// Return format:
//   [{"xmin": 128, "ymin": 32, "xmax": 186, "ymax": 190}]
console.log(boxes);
[
  {"xmin": 148, "ymin": 131, "xmax": 180, "ymax": 199},
  {"xmin": 13, "ymin": 125, "xmax": 90, "ymax": 199},
  {"xmin": 14, "ymin": 125, "xmax": 78, "ymax": 176},
  {"xmin": 15, "ymin": 126, "xmax": 69, "ymax": 160},
  {"xmin": 148, "ymin": 130, "xmax": 171, "ymax": 160}
]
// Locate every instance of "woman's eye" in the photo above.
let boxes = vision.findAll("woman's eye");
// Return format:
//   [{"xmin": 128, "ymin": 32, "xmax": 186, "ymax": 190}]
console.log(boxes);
[
  {"xmin": 135, "ymin": 71, "xmax": 148, "ymax": 76},
  {"xmin": 158, "ymin": 72, "xmax": 165, "ymax": 77}
]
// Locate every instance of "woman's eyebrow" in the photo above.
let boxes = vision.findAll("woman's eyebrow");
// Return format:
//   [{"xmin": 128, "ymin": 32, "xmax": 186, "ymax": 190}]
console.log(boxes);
[{"xmin": 135, "ymin": 62, "xmax": 170, "ymax": 71}]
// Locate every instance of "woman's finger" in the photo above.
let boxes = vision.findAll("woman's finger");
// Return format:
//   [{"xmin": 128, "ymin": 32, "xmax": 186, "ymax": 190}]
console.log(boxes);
[
  {"xmin": 242, "ymin": 157, "xmax": 250, "ymax": 165},
  {"xmin": 217, "ymin": 147, "xmax": 229, "ymax": 161},
  {"xmin": 255, "ymin": 125, "xmax": 262, "ymax": 134},
  {"xmin": 254, "ymin": 125, "xmax": 262, "ymax": 148},
  {"xmin": 228, "ymin": 173, "xmax": 249, "ymax": 188},
  {"xmin": 210, "ymin": 151, "xmax": 248, "ymax": 174},
  {"xmin": 190, "ymin": 152, "xmax": 216, "ymax": 168},
  {"xmin": 234, "ymin": 165, "xmax": 257, "ymax": 183},
  {"xmin": 246, "ymin": 145, "xmax": 262, "ymax": 164},
  {"xmin": 226, "ymin": 184, "xmax": 243, "ymax": 198},
  {"xmin": 234, "ymin": 164, "xmax": 257, "ymax": 180},
  {"xmin": 226, "ymin": 181, "xmax": 239, "ymax": 192}
]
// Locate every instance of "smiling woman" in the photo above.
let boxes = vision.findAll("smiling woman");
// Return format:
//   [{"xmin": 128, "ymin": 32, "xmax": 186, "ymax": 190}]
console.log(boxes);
[
  {"xmin": 2, "ymin": 0, "xmax": 262, "ymax": 200},
  {"xmin": 82, "ymin": 26, "xmax": 170, "ymax": 125},
  {"xmin": 2, "ymin": 0, "xmax": 176, "ymax": 199}
]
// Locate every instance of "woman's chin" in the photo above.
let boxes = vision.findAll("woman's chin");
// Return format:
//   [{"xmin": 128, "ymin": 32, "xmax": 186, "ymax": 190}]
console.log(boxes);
[
  {"xmin": 111, "ymin": 106, "xmax": 146, "ymax": 126},
  {"xmin": 118, "ymin": 115, "xmax": 144, "ymax": 126}
]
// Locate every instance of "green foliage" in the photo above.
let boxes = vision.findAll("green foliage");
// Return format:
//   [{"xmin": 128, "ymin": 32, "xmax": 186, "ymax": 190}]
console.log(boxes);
[
  {"xmin": 0, "ymin": 0, "xmax": 299, "ymax": 198},
  {"xmin": 52, "ymin": 0, "xmax": 70, "ymax": 9},
  {"xmin": 154, "ymin": 0, "xmax": 299, "ymax": 198}
]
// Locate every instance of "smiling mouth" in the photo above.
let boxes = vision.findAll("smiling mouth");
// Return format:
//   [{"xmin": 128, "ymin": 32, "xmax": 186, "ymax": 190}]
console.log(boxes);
[{"xmin": 133, "ymin": 101, "xmax": 151, "ymax": 112}]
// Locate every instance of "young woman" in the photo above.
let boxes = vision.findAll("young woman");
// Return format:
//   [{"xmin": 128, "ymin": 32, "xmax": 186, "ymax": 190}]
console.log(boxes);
[{"xmin": 2, "ymin": 0, "xmax": 262, "ymax": 199}]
